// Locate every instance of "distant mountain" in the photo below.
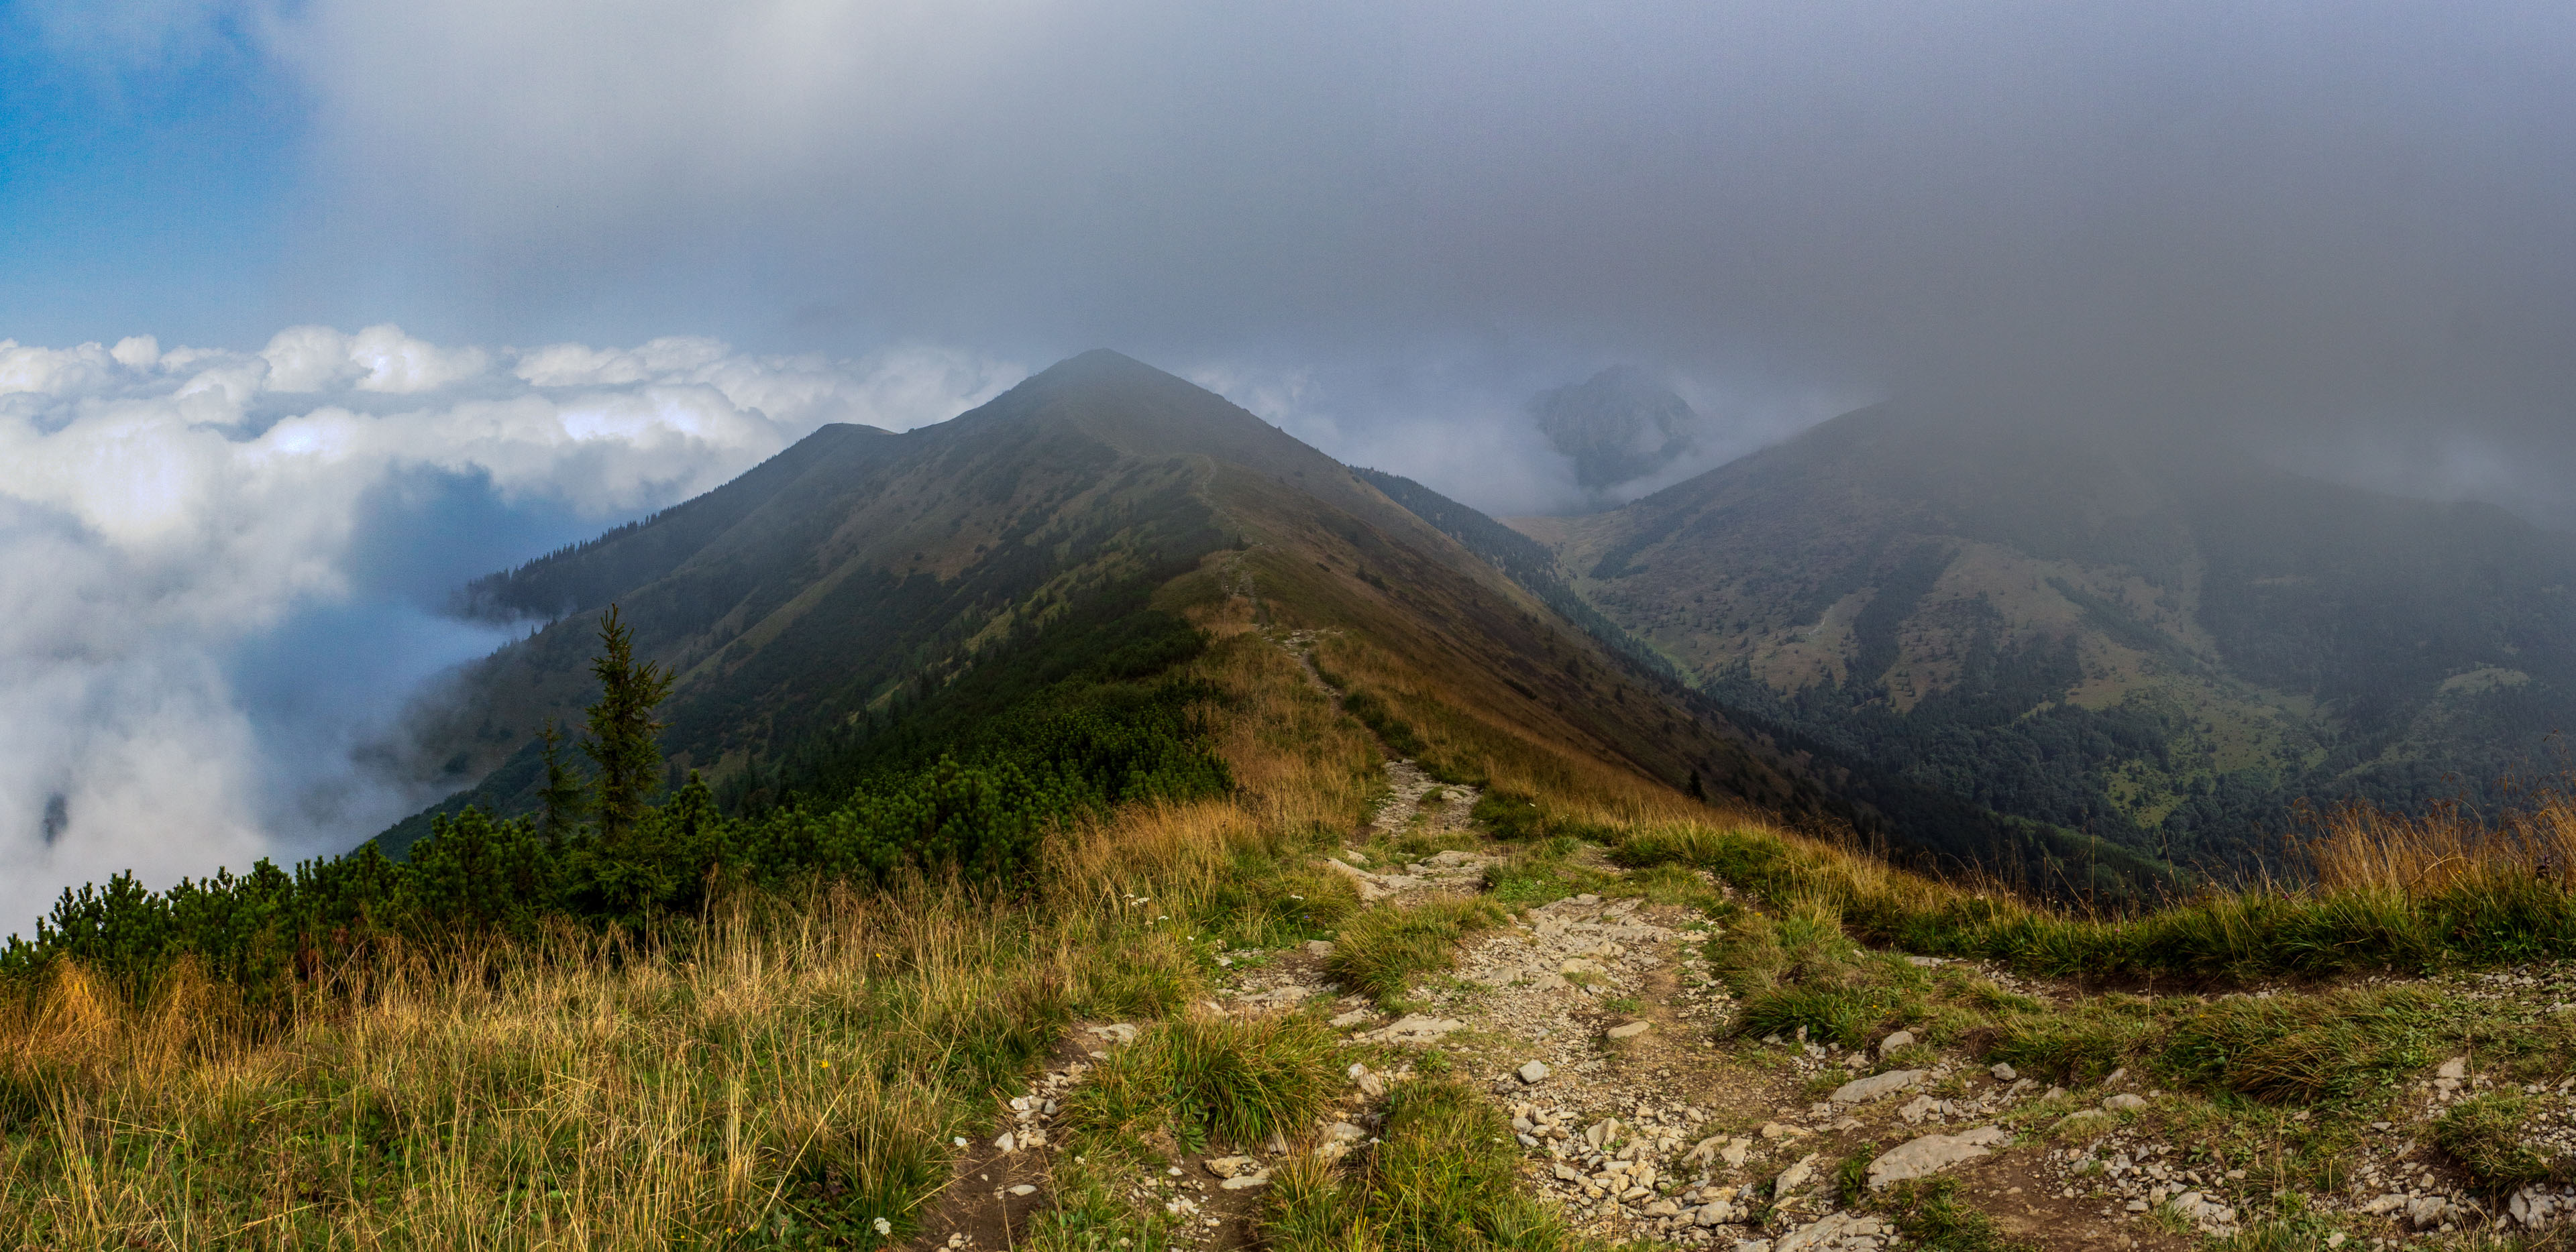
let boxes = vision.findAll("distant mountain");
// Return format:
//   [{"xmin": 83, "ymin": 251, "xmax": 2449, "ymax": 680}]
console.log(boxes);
[
  {"xmin": 1533, "ymin": 367, "xmax": 1699, "ymax": 494},
  {"xmin": 378, "ymin": 351, "xmax": 1863, "ymax": 866},
  {"xmin": 1509, "ymin": 400, "xmax": 2576, "ymax": 870}
]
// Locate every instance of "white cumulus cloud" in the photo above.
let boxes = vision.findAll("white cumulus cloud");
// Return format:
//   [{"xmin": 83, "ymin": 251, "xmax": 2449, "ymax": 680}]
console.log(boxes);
[{"xmin": 0, "ymin": 326, "xmax": 1022, "ymax": 936}]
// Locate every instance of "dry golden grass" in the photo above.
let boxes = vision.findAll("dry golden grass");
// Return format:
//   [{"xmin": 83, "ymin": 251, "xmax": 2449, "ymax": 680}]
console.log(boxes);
[
  {"xmin": 2300, "ymin": 788, "xmax": 2576, "ymax": 897},
  {"xmin": 5, "ymin": 889, "xmax": 1035, "ymax": 1247},
  {"xmin": 0, "ymin": 585, "xmax": 1385, "ymax": 1250}
]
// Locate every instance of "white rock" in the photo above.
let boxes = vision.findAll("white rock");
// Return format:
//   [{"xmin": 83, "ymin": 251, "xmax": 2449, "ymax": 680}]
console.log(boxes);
[
  {"xmin": 1723, "ymin": 1137, "xmax": 1754, "ymax": 1166},
  {"xmin": 1866, "ymin": 1127, "xmax": 2010, "ymax": 1190},
  {"xmin": 1008, "ymin": 1183, "xmax": 1038, "ymax": 1196},
  {"xmin": 1367, "ymin": 1015, "xmax": 1465, "ymax": 1045},
  {"xmin": 2408, "ymin": 1196, "xmax": 2457, "ymax": 1229},
  {"xmin": 2101, "ymin": 1093, "xmax": 2146, "ymax": 1112},
  {"xmin": 1898, "ymin": 1095, "xmax": 1942, "ymax": 1125},
  {"xmin": 1990, "ymin": 1063, "xmax": 2017, "ymax": 1081},
  {"xmin": 1304, "ymin": 940, "xmax": 1334, "ymax": 957},
  {"xmin": 993, "ymin": 1131, "xmax": 1016, "ymax": 1151},
  {"xmin": 1330, "ymin": 1010, "xmax": 1373, "ymax": 1028},
  {"xmin": 1774, "ymin": 1152, "xmax": 1821, "ymax": 1198},
  {"xmin": 1220, "ymin": 1174, "xmax": 1271, "ymax": 1191},
  {"xmin": 1760, "ymin": 1121, "xmax": 1809, "ymax": 1140},
  {"xmin": 1322, "ymin": 858, "xmax": 1390, "ymax": 901},
  {"xmin": 1777, "ymin": 1211, "xmax": 1886, "ymax": 1252},
  {"xmin": 1831, "ymin": 1069, "xmax": 1928, "ymax": 1104},
  {"xmin": 1607, "ymin": 1020, "xmax": 1653, "ymax": 1041},
  {"xmin": 1877, "ymin": 1029, "xmax": 1917, "ymax": 1056},
  {"xmin": 2437, "ymin": 1057, "xmax": 2469, "ymax": 1080},
  {"xmin": 1519, "ymin": 1060, "xmax": 1552, "ymax": 1084},
  {"xmin": 1205, "ymin": 1155, "xmax": 1254, "ymax": 1178}
]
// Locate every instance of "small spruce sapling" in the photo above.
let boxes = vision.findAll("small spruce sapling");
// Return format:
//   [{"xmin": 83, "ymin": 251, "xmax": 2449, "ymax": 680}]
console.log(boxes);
[{"xmin": 582, "ymin": 604, "xmax": 676, "ymax": 846}]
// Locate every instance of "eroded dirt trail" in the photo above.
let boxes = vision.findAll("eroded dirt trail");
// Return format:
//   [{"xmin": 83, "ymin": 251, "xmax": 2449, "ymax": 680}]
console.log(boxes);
[
  {"xmin": 914, "ymin": 631, "xmax": 2576, "ymax": 1252},
  {"xmin": 1252, "ymin": 638, "xmax": 2576, "ymax": 1252}
]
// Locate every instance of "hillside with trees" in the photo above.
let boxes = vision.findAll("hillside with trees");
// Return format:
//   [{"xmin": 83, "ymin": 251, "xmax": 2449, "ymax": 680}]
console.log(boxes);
[{"xmin": 1508, "ymin": 399, "xmax": 2576, "ymax": 873}]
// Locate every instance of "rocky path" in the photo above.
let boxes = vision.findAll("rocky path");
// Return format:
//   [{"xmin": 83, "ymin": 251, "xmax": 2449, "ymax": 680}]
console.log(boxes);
[{"xmin": 912, "ymin": 633, "xmax": 2576, "ymax": 1252}]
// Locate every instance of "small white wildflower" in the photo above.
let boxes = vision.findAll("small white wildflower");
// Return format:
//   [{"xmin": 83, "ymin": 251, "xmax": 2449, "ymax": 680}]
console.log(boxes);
[{"xmin": 873, "ymin": 1217, "xmax": 893, "ymax": 1236}]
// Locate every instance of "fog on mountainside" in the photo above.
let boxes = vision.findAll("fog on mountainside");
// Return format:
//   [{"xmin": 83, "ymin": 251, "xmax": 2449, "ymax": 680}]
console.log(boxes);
[
  {"xmin": 1503, "ymin": 398, "xmax": 2576, "ymax": 878},
  {"xmin": 1532, "ymin": 367, "xmax": 1703, "ymax": 498},
  {"xmin": 0, "ymin": 327, "xmax": 1023, "ymax": 936}
]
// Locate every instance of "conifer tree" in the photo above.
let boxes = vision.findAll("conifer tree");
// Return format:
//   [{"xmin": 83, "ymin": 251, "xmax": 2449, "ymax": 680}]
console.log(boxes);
[
  {"xmin": 536, "ymin": 718, "xmax": 589, "ymax": 842},
  {"xmin": 582, "ymin": 605, "xmax": 674, "ymax": 844}
]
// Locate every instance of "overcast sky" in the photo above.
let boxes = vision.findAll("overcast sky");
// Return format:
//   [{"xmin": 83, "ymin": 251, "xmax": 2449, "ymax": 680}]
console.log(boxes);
[{"xmin": 4, "ymin": 0, "xmax": 2574, "ymax": 928}]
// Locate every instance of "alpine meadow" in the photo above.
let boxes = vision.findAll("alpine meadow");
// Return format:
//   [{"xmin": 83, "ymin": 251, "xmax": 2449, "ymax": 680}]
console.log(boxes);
[
  {"xmin": 11, "ymin": 353, "xmax": 2576, "ymax": 1252},
  {"xmin": 16, "ymin": 4, "xmax": 2576, "ymax": 1249}
]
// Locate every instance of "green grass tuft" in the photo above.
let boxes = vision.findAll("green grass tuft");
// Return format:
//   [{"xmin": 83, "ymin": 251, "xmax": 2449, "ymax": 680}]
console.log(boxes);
[
  {"xmin": 1986, "ymin": 1000, "xmax": 2161, "ymax": 1084},
  {"xmin": 2161, "ymin": 987, "xmax": 2438, "ymax": 1104},
  {"xmin": 1064, "ymin": 1014, "xmax": 1340, "ymax": 1153},
  {"xmin": 1472, "ymin": 790, "xmax": 1616, "ymax": 844},
  {"xmin": 1738, "ymin": 985, "xmax": 1901, "ymax": 1048},
  {"xmin": 1876, "ymin": 1178, "xmax": 2041, "ymax": 1252},
  {"xmin": 1482, "ymin": 837, "xmax": 1613, "ymax": 909},
  {"xmin": 1263, "ymin": 1078, "xmax": 1572, "ymax": 1252},
  {"xmin": 1329, "ymin": 897, "xmax": 1507, "ymax": 1006},
  {"xmin": 2432, "ymin": 1090, "xmax": 2565, "ymax": 1192}
]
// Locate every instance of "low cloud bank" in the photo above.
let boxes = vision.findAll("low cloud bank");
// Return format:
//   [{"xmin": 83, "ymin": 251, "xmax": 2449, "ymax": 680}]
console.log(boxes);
[{"xmin": 0, "ymin": 325, "xmax": 1020, "ymax": 935}]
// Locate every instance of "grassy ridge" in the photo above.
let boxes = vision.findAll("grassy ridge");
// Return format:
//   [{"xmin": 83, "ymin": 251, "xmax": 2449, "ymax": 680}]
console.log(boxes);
[{"xmin": 0, "ymin": 575, "xmax": 1384, "ymax": 1247}]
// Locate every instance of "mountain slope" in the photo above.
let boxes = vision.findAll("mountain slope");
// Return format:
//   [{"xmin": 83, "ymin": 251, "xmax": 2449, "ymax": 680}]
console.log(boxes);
[
  {"xmin": 1509, "ymin": 400, "xmax": 2576, "ymax": 866},
  {"xmin": 380, "ymin": 351, "xmax": 1851, "ymax": 862}
]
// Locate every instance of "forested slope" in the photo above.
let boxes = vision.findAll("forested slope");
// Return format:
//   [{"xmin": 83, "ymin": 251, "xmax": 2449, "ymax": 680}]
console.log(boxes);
[{"xmin": 1512, "ymin": 400, "xmax": 2576, "ymax": 870}]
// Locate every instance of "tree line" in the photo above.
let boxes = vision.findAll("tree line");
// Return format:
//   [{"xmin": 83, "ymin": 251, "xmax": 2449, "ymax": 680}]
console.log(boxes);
[{"xmin": 2, "ymin": 600, "xmax": 1230, "ymax": 1011}]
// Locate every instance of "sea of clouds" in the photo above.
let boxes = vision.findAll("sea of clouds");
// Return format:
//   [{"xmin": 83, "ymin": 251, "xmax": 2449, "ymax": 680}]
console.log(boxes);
[{"xmin": 0, "ymin": 325, "xmax": 1022, "ymax": 936}]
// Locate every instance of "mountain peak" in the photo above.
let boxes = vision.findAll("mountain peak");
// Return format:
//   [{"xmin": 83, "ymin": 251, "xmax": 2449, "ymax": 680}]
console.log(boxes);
[
  {"xmin": 959, "ymin": 350, "xmax": 1379, "ymax": 512},
  {"xmin": 982, "ymin": 349, "xmax": 1220, "ymax": 418}
]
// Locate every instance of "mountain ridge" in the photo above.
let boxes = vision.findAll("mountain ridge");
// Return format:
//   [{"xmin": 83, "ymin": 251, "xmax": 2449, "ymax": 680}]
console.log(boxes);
[
  {"xmin": 1505, "ymin": 398, "xmax": 2576, "ymax": 867},
  {"xmin": 379, "ymin": 351, "xmax": 1882, "ymax": 872}
]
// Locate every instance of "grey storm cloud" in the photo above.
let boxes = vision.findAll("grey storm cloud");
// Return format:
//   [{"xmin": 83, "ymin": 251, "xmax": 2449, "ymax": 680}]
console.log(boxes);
[
  {"xmin": 245, "ymin": 0, "xmax": 2576, "ymax": 516},
  {"xmin": 11, "ymin": 0, "xmax": 2576, "ymax": 929},
  {"xmin": 264, "ymin": 5, "xmax": 2562, "ymax": 363}
]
